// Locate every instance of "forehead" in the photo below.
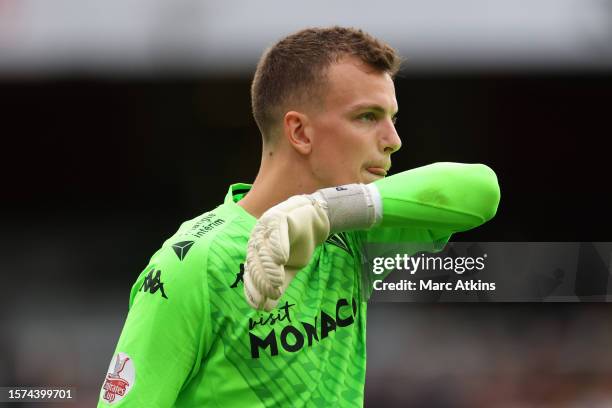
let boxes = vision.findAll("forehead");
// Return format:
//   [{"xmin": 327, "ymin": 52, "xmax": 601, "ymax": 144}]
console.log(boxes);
[{"xmin": 323, "ymin": 58, "xmax": 397, "ymax": 113}]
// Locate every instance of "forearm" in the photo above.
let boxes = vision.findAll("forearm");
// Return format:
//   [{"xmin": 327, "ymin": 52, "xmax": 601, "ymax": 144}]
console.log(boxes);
[
  {"xmin": 244, "ymin": 162, "xmax": 500, "ymax": 310},
  {"xmin": 373, "ymin": 162, "xmax": 500, "ymax": 232}
]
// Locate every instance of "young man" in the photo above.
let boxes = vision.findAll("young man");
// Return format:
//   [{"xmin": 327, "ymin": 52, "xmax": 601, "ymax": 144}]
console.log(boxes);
[{"xmin": 98, "ymin": 27, "xmax": 500, "ymax": 407}]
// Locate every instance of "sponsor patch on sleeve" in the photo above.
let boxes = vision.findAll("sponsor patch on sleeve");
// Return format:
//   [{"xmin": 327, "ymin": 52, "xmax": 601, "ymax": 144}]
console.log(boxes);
[{"xmin": 100, "ymin": 352, "xmax": 135, "ymax": 404}]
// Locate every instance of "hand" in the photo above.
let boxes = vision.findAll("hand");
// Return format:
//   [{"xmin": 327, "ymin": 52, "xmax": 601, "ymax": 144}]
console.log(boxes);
[{"xmin": 243, "ymin": 195, "xmax": 330, "ymax": 311}]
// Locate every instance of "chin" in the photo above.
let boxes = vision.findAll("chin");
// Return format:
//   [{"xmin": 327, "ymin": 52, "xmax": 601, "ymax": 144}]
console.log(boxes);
[{"xmin": 361, "ymin": 171, "xmax": 384, "ymax": 184}]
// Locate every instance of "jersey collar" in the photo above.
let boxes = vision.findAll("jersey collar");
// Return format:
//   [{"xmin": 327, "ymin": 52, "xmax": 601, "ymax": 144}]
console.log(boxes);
[
  {"xmin": 225, "ymin": 183, "xmax": 252, "ymax": 204},
  {"xmin": 225, "ymin": 183, "xmax": 257, "ymax": 224}
]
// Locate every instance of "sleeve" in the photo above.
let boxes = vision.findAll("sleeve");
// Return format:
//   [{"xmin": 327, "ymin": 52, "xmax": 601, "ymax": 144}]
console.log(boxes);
[
  {"xmin": 357, "ymin": 162, "xmax": 500, "ymax": 283},
  {"xmin": 373, "ymin": 162, "xmax": 500, "ymax": 232},
  {"xmin": 98, "ymin": 241, "xmax": 213, "ymax": 407}
]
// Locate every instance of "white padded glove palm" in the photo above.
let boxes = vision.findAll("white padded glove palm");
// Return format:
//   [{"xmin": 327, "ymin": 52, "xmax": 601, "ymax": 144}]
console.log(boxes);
[
  {"xmin": 243, "ymin": 195, "xmax": 330, "ymax": 310},
  {"xmin": 243, "ymin": 184, "xmax": 381, "ymax": 311}
]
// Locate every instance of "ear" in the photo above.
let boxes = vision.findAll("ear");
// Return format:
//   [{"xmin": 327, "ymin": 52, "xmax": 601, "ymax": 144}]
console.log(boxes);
[{"xmin": 283, "ymin": 111, "xmax": 312, "ymax": 155}]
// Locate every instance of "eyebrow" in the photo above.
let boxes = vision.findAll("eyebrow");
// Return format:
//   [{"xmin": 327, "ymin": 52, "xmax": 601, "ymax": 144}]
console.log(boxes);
[{"xmin": 349, "ymin": 103, "xmax": 398, "ymax": 116}]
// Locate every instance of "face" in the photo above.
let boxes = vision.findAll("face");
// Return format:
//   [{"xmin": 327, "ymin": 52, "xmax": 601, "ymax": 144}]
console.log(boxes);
[{"xmin": 305, "ymin": 57, "xmax": 402, "ymax": 187}]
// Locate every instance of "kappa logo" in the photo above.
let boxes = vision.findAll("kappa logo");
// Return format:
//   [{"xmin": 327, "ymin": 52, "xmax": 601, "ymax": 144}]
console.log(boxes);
[
  {"xmin": 139, "ymin": 269, "xmax": 168, "ymax": 299},
  {"xmin": 230, "ymin": 263, "xmax": 245, "ymax": 288},
  {"xmin": 326, "ymin": 233, "xmax": 351, "ymax": 255},
  {"xmin": 172, "ymin": 240, "xmax": 194, "ymax": 261},
  {"xmin": 101, "ymin": 352, "xmax": 135, "ymax": 404}
]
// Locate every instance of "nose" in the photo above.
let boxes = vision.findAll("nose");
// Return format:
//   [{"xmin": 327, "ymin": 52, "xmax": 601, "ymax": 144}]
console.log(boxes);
[{"xmin": 382, "ymin": 120, "xmax": 402, "ymax": 154}]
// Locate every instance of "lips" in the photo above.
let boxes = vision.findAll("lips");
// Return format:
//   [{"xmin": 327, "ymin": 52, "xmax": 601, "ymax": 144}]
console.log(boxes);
[{"xmin": 366, "ymin": 167, "xmax": 388, "ymax": 176}]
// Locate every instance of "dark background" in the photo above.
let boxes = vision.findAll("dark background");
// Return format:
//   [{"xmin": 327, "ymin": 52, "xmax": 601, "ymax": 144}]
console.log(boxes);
[
  {"xmin": 2, "ymin": 71, "xmax": 612, "ymax": 407},
  {"xmin": 4, "ymin": 73, "xmax": 610, "ymax": 236}
]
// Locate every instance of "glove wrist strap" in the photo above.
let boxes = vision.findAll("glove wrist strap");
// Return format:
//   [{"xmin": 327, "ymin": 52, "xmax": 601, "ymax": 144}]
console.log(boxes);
[{"xmin": 311, "ymin": 183, "xmax": 382, "ymax": 234}]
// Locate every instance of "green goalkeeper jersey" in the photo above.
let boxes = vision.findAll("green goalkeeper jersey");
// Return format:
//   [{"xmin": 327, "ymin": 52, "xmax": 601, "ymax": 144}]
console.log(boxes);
[{"xmin": 98, "ymin": 164, "xmax": 499, "ymax": 407}]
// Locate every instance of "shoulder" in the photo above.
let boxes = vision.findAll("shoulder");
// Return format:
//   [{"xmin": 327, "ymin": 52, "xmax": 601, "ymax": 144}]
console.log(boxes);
[
  {"xmin": 164, "ymin": 203, "xmax": 249, "ymax": 256},
  {"xmin": 165, "ymin": 203, "xmax": 252, "ymax": 265},
  {"xmin": 134, "ymin": 204, "xmax": 252, "ymax": 297}
]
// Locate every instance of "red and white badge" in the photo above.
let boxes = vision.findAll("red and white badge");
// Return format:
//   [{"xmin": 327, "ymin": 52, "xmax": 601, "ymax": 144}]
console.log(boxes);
[{"xmin": 100, "ymin": 352, "xmax": 135, "ymax": 404}]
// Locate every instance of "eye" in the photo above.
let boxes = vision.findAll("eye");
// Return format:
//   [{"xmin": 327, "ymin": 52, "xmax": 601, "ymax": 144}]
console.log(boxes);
[
  {"xmin": 358, "ymin": 112, "xmax": 377, "ymax": 122},
  {"xmin": 392, "ymin": 115, "xmax": 398, "ymax": 125}
]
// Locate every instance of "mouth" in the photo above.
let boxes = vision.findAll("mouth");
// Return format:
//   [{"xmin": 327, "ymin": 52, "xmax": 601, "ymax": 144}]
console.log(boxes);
[{"xmin": 366, "ymin": 167, "xmax": 388, "ymax": 177}]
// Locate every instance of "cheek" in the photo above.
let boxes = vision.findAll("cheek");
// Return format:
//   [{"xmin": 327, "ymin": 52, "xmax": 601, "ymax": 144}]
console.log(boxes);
[
  {"xmin": 312, "ymin": 121, "xmax": 347, "ymax": 161},
  {"xmin": 311, "ymin": 143, "xmax": 344, "ymax": 178},
  {"xmin": 310, "ymin": 119, "xmax": 371, "ymax": 183},
  {"xmin": 318, "ymin": 133, "xmax": 359, "ymax": 168},
  {"xmin": 315, "ymin": 145, "xmax": 365, "ymax": 185}
]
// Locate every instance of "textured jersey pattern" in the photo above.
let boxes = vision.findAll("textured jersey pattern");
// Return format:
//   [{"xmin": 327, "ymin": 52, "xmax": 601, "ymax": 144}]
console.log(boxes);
[{"xmin": 99, "ymin": 185, "xmax": 370, "ymax": 407}]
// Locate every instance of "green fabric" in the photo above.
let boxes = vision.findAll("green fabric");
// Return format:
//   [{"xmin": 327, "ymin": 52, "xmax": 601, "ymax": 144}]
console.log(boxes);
[
  {"xmin": 98, "ymin": 163, "xmax": 500, "ymax": 407},
  {"xmin": 358, "ymin": 162, "xmax": 500, "ymax": 285},
  {"xmin": 99, "ymin": 184, "xmax": 368, "ymax": 407},
  {"xmin": 373, "ymin": 162, "xmax": 500, "ymax": 231}
]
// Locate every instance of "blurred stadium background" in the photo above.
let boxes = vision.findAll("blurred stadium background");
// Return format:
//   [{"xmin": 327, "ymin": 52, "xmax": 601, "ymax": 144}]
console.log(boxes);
[{"xmin": 1, "ymin": 0, "xmax": 612, "ymax": 406}]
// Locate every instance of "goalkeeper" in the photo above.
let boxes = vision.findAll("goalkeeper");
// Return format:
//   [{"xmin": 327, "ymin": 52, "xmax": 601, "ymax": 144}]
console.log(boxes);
[{"xmin": 98, "ymin": 26, "xmax": 500, "ymax": 407}]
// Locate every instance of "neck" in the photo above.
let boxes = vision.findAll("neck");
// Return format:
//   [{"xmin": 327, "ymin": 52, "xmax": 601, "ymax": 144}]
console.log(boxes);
[{"xmin": 238, "ymin": 146, "xmax": 318, "ymax": 219}]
